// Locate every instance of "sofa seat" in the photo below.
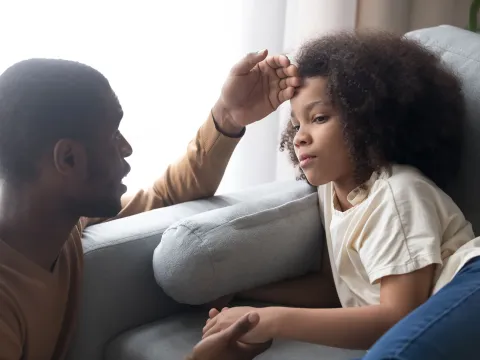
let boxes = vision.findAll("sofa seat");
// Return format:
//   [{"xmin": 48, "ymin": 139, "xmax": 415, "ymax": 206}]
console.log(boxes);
[{"xmin": 106, "ymin": 310, "xmax": 366, "ymax": 360}]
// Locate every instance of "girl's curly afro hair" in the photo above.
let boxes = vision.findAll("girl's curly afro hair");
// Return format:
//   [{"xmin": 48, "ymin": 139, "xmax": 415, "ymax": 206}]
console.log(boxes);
[{"xmin": 280, "ymin": 31, "xmax": 465, "ymax": 189}]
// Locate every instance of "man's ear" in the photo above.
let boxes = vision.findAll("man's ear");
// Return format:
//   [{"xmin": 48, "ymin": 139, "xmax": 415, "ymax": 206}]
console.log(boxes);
[{"xmin": 52, "ymin": 139, "xmax": 88, "ymax": 177}]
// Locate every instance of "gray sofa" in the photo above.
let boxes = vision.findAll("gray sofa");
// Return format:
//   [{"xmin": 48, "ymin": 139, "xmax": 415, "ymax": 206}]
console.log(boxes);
[{"xmin": 67, "ymin": 25, "xmax": 480, "ymax": 360}]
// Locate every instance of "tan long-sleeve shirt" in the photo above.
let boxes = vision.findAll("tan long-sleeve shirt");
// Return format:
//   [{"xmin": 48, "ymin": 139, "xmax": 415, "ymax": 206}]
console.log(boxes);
[{"xmin": 0, "ymin": 114, "xmax": 241, "ymax": 360}]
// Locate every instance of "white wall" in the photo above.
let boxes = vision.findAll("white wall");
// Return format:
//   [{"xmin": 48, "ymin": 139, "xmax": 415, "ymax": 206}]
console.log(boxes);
[
  {"xmin": 275, "ymin": 0, "xmax": 358, "ymax": 182},
  {"xmin": 217, "ymin": 0, "xmax": 288, "ymax": 194}
]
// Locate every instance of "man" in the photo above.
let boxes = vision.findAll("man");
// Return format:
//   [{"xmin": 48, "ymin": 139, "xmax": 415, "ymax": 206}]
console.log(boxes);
[{"xmin": 0, "ymin": 50, "xmax": 300, "ymax": 360}]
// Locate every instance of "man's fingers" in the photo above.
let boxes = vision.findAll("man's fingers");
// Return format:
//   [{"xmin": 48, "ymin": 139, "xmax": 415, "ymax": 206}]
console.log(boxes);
[
  {"xmin": 265, "ymin": 55, "xmax": 290, "ymax": 70},
  {"xmin": 279, "ymin": 77, "xmax": 301, "ymax": 90},
  {"xmin": 278, "ymin": 87, "xmax": 296, "ymax": 103},
  {"xmin": 284, "ymin": 64, "xmax": 299, "ymax": 77},
  {"xmin": 238, "ymin": 339, "xmax": 273, "ymax": 357},
  {"xmin": 225, "ymin": 312, "xmax": 260, "ymax": 341},
  {"xmin": 276, "ymin": 67, "xmax": 287, "ymax": 78},
  {"xmin": 231, "ymin": 49, "xmax": 269, "ymax": 75},
  {"xmin": 276, "ymin": 64, "xmax": 298, "ymax": 79},
  {"xmin": 286, "ymin": 76, "xmax": 301, "ymax": 87}
]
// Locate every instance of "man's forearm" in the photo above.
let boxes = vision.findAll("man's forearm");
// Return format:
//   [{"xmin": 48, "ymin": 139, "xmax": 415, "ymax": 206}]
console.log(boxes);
[
  {"xmin": 237, "ymin": 272, "xmax": 340, "ymax": 308},
  {"xmin": 263, "ymin": 305, "xmax": 401, "ymax": 350}
]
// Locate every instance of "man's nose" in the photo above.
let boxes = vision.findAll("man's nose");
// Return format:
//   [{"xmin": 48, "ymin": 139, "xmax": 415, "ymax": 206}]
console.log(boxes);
[{"xmin": 120, "ymin": 134, "xmax": 133, "ymax": 158}]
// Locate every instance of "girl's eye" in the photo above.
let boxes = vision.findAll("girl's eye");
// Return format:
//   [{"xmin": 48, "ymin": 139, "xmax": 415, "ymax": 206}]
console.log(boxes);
[
  {"xmin": 314, "ymin": 116, "xmax": 329, "ymax": 123},
  {"xmin": 290, "ymin": 118, "xmax": 300, "ymax": 132}
]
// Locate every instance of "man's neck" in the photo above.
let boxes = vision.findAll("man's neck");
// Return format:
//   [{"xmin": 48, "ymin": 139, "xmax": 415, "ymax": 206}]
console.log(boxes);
[{"xmin": 0, "ymin": 182, "xmax": 78, "ymax": 271}]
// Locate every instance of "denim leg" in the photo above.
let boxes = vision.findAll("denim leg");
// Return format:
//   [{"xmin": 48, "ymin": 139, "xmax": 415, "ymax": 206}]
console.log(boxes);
[{"xmin": 359, "ymin": 257, "xmax": 480, "ymax": 360}]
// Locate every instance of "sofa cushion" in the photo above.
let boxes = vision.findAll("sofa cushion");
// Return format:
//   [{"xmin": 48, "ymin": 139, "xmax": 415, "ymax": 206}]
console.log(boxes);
[
  {"xmin": 153, "ymin": 182, "xmax": 322, "ymax": 305},
  {"xmin": 105, "ymin": 310, "xmax": 366, "ymax": 360}
]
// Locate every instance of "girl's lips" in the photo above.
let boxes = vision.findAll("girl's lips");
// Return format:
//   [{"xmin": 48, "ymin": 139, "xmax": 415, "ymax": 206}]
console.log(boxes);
[{"xmin": 300, "ymin": 156, "xmax": 316, "ymax": 168}]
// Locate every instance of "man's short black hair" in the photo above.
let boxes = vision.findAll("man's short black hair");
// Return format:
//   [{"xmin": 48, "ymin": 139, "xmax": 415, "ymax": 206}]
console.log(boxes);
[
  {"xmin": 0, "ymin": 58, "xmax": 114, "ymax": 182},
  {"xmin": 280, "ymin": 31, "xmax": 465, "ymax": 189}
]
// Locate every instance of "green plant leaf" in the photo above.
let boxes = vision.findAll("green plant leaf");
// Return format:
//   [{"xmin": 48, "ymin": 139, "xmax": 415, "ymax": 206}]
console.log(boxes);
[{"xmin": 469, "ymin": 0, "xmax": 480, "ymax": 32}]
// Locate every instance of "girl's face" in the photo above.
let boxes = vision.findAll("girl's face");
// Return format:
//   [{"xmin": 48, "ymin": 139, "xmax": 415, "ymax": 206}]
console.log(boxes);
[{"xmin": 290, "ymin": 76, "xmax": 354, "ymax": 188}]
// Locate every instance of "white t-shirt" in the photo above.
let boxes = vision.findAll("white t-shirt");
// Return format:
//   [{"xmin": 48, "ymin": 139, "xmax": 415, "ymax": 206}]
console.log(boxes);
[{"xmin": 318, "ymin": 164, "xmax": 480, "ymax": 308}]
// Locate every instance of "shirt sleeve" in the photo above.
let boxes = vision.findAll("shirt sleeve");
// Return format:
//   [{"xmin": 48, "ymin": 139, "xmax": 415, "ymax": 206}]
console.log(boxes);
[
  {"xmin": 0, "ymin": 297, "xmax": 23, "ymax": 360},
  {"xmin": 86, "ymin": 113, "xmax": 242, "ymax": 226},
  {"xmin": 356, "ymin": 176, "xmax": 444, "ymax": 284}
]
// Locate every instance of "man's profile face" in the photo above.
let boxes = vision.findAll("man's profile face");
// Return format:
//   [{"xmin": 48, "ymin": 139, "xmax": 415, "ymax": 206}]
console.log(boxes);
[{"xmin": 76, "ymin": 93, "xmax": 132, "ymax": 218}]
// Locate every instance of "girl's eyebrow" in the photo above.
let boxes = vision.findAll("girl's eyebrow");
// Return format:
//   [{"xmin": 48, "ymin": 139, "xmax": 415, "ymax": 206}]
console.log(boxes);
[
  {"xmin": 305, "ymin": 99, "xmax": 327, "ymax": 111},
  {"xmin": 290, "ymin": 99, "xmax": 328, "ymax": 119}
]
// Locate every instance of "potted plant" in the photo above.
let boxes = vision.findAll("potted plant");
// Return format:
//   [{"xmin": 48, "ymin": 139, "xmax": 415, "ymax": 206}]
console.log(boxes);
[{"xmin": 469, "ymin": 0, "xmax": 480, "ymax": 32}]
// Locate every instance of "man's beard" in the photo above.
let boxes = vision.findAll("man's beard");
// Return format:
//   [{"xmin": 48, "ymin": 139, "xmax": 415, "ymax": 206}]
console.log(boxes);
[
  {"xmin": 68, "ymin": 187, "xmax": 122, "ymax": 219},
  {"xmin": 76, "ymin": 154, "xmax": 123, "ymax": 219}
]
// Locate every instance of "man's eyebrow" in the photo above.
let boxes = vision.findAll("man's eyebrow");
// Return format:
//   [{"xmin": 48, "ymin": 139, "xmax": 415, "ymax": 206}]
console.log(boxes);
[{"xmin": 111, "ymin": 108, "xmax": 123, "ymax": 128}]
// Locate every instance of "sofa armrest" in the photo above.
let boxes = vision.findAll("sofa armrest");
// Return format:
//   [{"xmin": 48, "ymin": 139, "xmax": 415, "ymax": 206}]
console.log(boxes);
[
  {"xmin": 66, "ymin": 198, "xmax": 230, "ymax": 360},
  {"xmin": 67, "ymin": 180, "xmax": 314, "ymax": 360}
]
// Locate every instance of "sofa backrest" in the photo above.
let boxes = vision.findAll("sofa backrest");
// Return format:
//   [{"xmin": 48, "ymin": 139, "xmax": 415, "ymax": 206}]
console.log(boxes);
[{"xmin": 406, "ymin": 25, "xmax": 480, "ymax": 234}]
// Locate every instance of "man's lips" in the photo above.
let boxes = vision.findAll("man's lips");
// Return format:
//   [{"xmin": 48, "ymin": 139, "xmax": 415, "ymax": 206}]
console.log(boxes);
[
  {"xmin": 123, "ymin": 162, "xmax": 131, "ymax": 178},
  {"xmin": 118, "ymin": 163, "xmax": 131, "ymax": 193}
]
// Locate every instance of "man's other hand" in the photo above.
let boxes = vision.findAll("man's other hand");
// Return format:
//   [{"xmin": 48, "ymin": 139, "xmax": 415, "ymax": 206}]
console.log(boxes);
[{"xmin": 187, "ymin": 312, "xmax": 272, "ymax": 360}]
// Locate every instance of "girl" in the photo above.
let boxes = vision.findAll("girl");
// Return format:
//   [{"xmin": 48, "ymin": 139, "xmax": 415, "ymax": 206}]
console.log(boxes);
[{"xmin": 202, "ymin": 31, "xmax": 480, "ymax": 351}]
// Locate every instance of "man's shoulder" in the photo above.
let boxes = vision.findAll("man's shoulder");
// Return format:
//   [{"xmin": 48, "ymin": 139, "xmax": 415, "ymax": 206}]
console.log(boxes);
[
  {"xmin": 0, "ymin": 288, "xmax": 24, "ymax": 359},
  {"xmin": 0, "ymin": 279, "xmax": 24, "ymax": 340},
  {"xmin": 0, "ymin": 285, "xmax": 21, "ymax": 315}
]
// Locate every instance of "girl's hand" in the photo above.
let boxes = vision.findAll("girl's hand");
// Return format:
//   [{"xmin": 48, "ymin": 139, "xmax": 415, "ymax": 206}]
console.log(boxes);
[{"xmin": 203, "ymin": 307, "xmax": 273, "ymax": 344}]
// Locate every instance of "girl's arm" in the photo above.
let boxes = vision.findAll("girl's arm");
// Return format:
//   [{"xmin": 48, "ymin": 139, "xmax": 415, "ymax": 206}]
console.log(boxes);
[
  {"xmin": 237, "ymin": 247, "xmax": 340, "ymax": 308},
  {"xmin": 237, "ymin": 272, "xmax": 339, "ymax": 308},
  {"xmin": 262, "ymin": 265, "xmax": 435, "ymax": 349},
  {"xmin": 204, "ymin": 265, "xmax": 434, "ymax": 350}
]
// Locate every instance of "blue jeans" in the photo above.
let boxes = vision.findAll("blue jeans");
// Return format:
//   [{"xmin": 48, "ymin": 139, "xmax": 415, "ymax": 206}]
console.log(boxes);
[{"xmin": 359, "ymin": 256, "xmax": 480, "ymax": 360}]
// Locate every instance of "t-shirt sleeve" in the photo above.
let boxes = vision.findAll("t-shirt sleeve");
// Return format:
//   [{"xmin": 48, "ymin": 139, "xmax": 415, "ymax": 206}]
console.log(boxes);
[{"xmin": 357, "ymin": 177, "xmax": 443, "ymax": 284}]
